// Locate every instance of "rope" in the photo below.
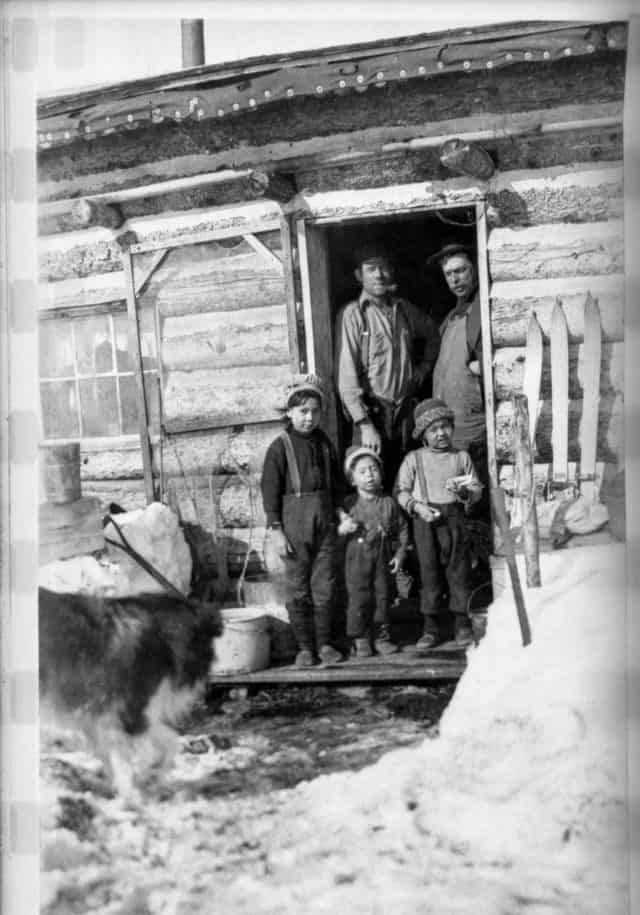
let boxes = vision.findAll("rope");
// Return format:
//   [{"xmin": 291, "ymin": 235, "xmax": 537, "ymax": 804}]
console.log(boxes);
[{"xmin": 104, "ymin": 514, "xmax": 187, "ymax": 601}]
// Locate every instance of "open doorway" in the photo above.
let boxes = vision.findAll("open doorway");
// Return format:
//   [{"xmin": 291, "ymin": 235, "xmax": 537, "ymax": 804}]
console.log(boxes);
[{"xmin": 300, "ymin": 205, "xmax": 479, "ymax": 453}]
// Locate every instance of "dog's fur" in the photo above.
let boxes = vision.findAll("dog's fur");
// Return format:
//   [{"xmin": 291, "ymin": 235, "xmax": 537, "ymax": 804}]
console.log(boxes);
[{"xmin": 39, "ymin": 587, "xmax": 222, "ymax": 793}]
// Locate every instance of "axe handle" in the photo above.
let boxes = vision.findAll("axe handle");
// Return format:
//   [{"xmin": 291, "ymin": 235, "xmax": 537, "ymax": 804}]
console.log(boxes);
[{"xmin": 491, "ymin": 486, "xmax": 532, "ymax": 647}]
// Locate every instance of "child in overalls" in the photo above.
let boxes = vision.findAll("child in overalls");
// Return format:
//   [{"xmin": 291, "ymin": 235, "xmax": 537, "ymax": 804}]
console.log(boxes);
[
  {"xmin": 260, "ymin": 374, "xmax": 343, "ymax": 668},
  {"xmin": 394, "ymin": 398, "xmax": 482, "ymax": 652},
  {"xmin": 338, "ymin": 446, "xmax": 409, "ymax": 658}
]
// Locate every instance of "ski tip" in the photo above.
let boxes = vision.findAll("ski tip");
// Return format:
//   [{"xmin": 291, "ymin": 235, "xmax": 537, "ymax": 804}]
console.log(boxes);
[{"xmin": 584, "ymin": 291, "xmax": 601, "ymax": 322}]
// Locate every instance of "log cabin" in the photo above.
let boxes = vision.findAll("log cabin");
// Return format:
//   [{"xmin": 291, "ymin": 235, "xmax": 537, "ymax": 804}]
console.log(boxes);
[{"xmin": 36, "ymin": 19, "xmax": 628, "ymax": 597}]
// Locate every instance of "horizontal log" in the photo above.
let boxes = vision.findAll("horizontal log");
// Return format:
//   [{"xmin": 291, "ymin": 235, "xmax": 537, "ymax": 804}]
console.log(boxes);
[
  {"xmin": 486, "ymin": 163, "xmax": 623, "ymax": 227},
  {"xmin": 36, "ymin": 100, "xmax": 623, "ymax": 210},
  {"xmin": 155, "ymin": 421, "xmax": 282, "ymax": 476},
  {"xmin": 161, "ymin": 305, "xmax": 288, "ymax": 371},
  {"xmin": 495, "ymin": 394, "xmax": 624, "ymax": 464},
  {"xmin": 499, "ymin": 460, "xmax": 607, "ymax": 489},
  {"xmin": 493, "ymin": 341, "xmax": 624, "ymax": 400},
  {"xmin": 81, "ymin": 478, "xmax": 147, "ymax": 511},
  {"xmin": 40, "ymin": 266, "xmax": 286, "ymax": 316},
  {"xmin": 38, "ymin": 201, "xmax": 282, "ymax": 281},
  {"xmin": 489, "ymin": 274, "xmax": 625, "ymax": 345},
  {"xmin": 488, "ymin": 219, "xmax": 624, "ymax": 281},
  {"xmin": 37, "ymin": 47, "xmax": 625, "ymax": 194},
  {"xmin": 295, "ymin": 120, "xmax": 623, "ymax": 194},
  {"xmin": 162, "ymin": 364, "xmax": 291, "ymax": 426},
  {"xmin": 80, "ymin": 441, "xmax": 144, "ymax": 480},
  {"xmin": 147, "ymin": 249, "xmax": 286, "ymax": 317}
]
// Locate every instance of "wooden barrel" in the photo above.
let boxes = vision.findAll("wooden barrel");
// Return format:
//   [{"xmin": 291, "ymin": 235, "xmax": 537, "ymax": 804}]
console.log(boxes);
[{"xmin": 39, "ymin": 443, "xmax": 81, "ymax": 504}]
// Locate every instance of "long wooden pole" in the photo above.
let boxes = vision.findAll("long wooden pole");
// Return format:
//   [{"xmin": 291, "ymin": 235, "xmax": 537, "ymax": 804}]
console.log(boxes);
[
  {"xmin": 491, "ymin": 486, "xmax": 532, "ymax": 647},
  {"xmin": 513, "ymin": 394, "xmax": 541, "ymax": 587},
  {"xmin": 122, "ymin": 248, "xmax": 155, "ymax": 504}
]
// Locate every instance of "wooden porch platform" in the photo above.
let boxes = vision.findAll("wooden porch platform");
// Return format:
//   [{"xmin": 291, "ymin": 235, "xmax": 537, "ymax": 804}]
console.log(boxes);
[{"xmin": 208, "ymin": 644, "xmax": 467, "ymax": 686}]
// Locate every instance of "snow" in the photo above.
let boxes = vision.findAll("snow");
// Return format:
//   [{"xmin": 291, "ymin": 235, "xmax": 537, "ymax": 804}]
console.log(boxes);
[
  {"xmin": 40, "ymin": 542, "xmax": 630, "ymax": 914},
  {"xmin": 39, "ymin": 503, "xmax": 192, "ymax": 596}
]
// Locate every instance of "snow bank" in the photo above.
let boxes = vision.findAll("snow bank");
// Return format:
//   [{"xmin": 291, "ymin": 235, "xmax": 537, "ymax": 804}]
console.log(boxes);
[
  {"xmin": 39, "ymin": 503, "xmax": 192, "ymax": 596},
  {"xmin": 214, "ymin": 543, "xmax": 629, "ymax": 914}
]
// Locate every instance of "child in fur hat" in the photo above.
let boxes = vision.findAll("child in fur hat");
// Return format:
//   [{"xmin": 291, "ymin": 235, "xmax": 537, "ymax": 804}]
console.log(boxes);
[
  {"xmin": 261, "ymin": 373, "xmax": 344, "ymax": 668},
  {"xmin": 338, "ymin": 446, "xmax": 409, "ymax": 658},
  {"xmin": 394, "ymin": 398, "xmax": 482, "ymax": 651}
]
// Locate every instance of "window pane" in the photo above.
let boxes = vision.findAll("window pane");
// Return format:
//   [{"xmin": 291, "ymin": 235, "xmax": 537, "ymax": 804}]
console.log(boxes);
[
  {"xmin": 113, "ymin": 313, "xmax": 133, "ymax": 372},
  {"xmin": 113, "ymin": 312, "xmax": 157, "ymax": 372},
  {"xmin": 75, "ymin": 315, "xmax": 113, "ymax": 374},
  {"xmin": 120, "ymin": 372, "xmax": 159, "ymax": 435},
  {"xmin": 39, "ymin": 321, "xmax": 74, "ymax": 377},
  {"xmin": 79, "ymin": 377, "xmax": 119, "ymax": 436},
  {"xmin": 40, "ymin": 381, "xmax": 80, "ymax": 438}
]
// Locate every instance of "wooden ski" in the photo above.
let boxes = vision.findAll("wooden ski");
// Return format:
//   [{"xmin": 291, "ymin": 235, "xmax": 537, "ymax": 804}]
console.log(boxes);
[
  {"xmin": 550, "ymin": 298, "xmax": 570, "ymax": 493},
  {"xmin": 579, "ymin": 293, "xmax": 602, "ymax": 502},
  {"xmin": 522, "ymin": 311, "xmax": 543, "ymax": 453}
]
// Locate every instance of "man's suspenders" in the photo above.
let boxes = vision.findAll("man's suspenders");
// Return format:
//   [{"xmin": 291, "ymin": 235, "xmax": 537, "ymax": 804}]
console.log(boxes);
[
  {"xmin": 279, "ymin": 431, "xmax": 331, "ymax": 498},
  {"xmin": 359, "ymin": 299, "xmax": 411, "ymax": 377}
]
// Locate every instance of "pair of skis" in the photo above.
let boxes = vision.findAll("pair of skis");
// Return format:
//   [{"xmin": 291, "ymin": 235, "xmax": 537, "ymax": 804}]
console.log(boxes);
[{"xmin": 523, "ymin": 293, "xmax": 601, "ymax": 501}]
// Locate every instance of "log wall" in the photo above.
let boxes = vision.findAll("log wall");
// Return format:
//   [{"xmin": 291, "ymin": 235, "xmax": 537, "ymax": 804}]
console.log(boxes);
[{"xmin": 39, "ymin": 38, "xmax": 628, "ymax": 581}]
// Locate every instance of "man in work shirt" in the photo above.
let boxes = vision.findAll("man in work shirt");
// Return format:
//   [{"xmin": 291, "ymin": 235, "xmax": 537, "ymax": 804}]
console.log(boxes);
[
  {"xmin": 335, "ymin": 243, "xmax": 440, "ymax": 485},
  {"xmin": 429, "ymin": 240, "xmax": 488, "ymax": 505}
]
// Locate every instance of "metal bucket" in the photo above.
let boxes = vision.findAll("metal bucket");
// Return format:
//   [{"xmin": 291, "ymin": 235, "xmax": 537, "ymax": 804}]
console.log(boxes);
[{"xmin": 210, "ymin": 607, "xmax": 271, "ymax": 675}]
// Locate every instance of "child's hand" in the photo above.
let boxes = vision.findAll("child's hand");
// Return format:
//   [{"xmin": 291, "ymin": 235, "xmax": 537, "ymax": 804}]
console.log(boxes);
[
  {"xmin": 337, "ymin": 516, "xmax": 359, "ymax": 536},
  {"xmin": 266, "ymin": 527, "xmax": 289, "ymax": 558},
  {"xmin": 414, "ymin": 502, "xmax": 440, "ymax": 523},
  {"xmin": 388, "ymin": 555, "xmax": 402, "ymax": 575}
]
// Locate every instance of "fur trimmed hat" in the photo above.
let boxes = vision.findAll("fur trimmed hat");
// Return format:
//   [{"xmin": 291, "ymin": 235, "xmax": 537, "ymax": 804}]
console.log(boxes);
[
  {"xmin": 284, "ymin": 373, "xmax": 326, "ymax": 408},
  {"xmin": 343, "ymin": 445, "xmax": 382, "ymax": 479},
  {"xmin": 412, "ymin": 398, "xmax": 455, "ymax": 439}
]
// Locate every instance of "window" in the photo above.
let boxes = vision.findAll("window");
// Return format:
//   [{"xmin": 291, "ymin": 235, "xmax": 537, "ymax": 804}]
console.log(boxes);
[{"xmin": 39, "ymin": 310, "xmax": 159, "ymax": 440}]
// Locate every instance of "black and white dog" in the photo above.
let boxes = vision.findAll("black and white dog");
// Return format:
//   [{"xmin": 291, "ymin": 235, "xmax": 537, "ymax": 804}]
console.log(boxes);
[{"xmin": 39, "ymin": 587, "xmax": 222, "ymax": 793}]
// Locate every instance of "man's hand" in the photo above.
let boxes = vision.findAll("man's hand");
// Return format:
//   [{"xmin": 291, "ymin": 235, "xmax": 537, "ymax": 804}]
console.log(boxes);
[
  {"xmin": 358, "ymin": 421, "xmax": 381, "ymax": 454},
  {"xmin": 413, "ymin": 502, "xmax": 440, "ymax": 523},
  {"xmin": 388, "ymin": 554, "xmax": 402, "ymax": 575},
  {"xmin": 468, "ymin": 359, "xmax": 481, "ymax": 376}
]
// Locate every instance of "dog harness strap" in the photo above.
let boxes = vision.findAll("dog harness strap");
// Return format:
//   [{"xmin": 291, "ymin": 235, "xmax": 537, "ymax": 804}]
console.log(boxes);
[
  {"xmin": 279, "ymin": 430, "xmax": 302, "ymax": 497},
  {"xmin": 415, "ymin": 452, "xmax": 430, "ymax": 504}
]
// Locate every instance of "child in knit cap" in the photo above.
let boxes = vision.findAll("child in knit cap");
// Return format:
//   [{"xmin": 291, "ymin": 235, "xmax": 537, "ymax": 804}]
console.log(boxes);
[
  {"xmin": 261, "ymin": 373, "xmax": 344, "ymax": 668},
  {"xmin": 394, "ymin": 398, "xmax": 482, "ymax": 651},
  {"xmin": 338, "ymin": 446, "xmax": 409, "ymax": 658}
]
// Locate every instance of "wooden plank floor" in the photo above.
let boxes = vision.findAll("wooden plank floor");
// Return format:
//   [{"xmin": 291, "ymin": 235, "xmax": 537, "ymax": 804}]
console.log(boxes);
[{"xmin": 208, "ymin": 643, "xmax": 466, "ymax": 686}]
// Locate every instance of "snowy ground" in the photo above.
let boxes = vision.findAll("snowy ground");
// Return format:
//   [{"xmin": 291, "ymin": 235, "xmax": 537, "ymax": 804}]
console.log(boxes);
[{"xmin": 40, "ymin": 543, "xmax": 630, "ymax": 915}]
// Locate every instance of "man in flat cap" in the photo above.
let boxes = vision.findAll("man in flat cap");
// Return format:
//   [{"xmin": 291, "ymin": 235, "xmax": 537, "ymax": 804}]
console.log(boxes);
[
  {"xmin": 429, "ymin": 240, "xmax": 488, "ymax": 504},
  {"xmin": 335, "ymin": 242, "xmax": 440, "ymax": 485}
]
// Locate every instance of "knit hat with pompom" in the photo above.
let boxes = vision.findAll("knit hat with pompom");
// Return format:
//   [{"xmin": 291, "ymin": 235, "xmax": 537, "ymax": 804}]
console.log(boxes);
[{"xmin": 412, "ymin": 398, "xmax": 455, "ymax": 439}]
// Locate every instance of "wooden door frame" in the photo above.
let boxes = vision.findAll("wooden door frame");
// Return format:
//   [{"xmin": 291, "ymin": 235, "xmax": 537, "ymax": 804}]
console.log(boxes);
[{"xmin": 293, "ymin": 197, "xmax": 497, "ymax": 487}]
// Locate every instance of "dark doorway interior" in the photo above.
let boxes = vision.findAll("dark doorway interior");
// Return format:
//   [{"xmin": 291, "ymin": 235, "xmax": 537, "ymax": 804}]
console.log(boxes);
[
  {"xmin": 324, "ymin": 205, "xmax": 478, "ymax": 453},
  {"xmin": 326, "ymin": 206, "xmax": 477, "ymax": 330}
]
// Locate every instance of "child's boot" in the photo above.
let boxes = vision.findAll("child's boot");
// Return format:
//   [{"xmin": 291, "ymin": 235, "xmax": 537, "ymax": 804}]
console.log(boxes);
[
  {"xmin": 295, "ymin": 648, "xmax": 315, "ymax": 668},
  {"xmin": 454, "ymin": 614, "xmax": 474, "ymax": 647},
  {"xmin": 353, "ymin": 638, "xmax": 373, "ymax": 659},
  {"xmin": 318, "ymin": 644, "xmax": 343, "ymax": 666},
  {"xmin": 415, "ymin": 617, "xmax": 440, "ymax": 654},
  {"xmin": 374, "ymin": 624, "xmax": 398, "ymax": 656}
]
